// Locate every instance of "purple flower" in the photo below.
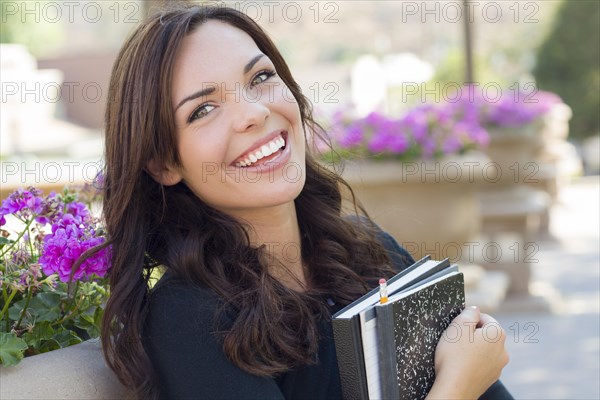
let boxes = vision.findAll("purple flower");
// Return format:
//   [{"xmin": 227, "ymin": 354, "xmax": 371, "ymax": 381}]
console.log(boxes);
[
  {"xmin": 401, "ymin": 107, "xmax": 430, "ymax": 144},
  {"xmin": 327, "ymin": 86, "xmax": 561, "ymax": 160},
  {"xmin": 35, "ymin": 192, "xmax": 63, "ymax": 225},
  {"xmin": 442, "ymin": 135, "xmax": 462, "ymax": 154},
  {"xmin": 389, "ymin": 133, "xmax": 409, "ymax": 153},
  {"xmin": 93, "ymin": 172, "xmax": 105, "ymax": 191},
  {"xmin": 39, "ymin": 215, "xmax": 111, "ymax": 282},
  {"xmin": 466, "ymin": 124, "xmax": 489, "ymax": 146},
  {"xmin": 11, "ymin": 245, "xmax": 31, "ymax": 266},
  {"xmin": 485, "ymin": 90, "xmax": 562, "ymax": 128},
  {"xmin": 17, "ymin": 264, "xmax": 42, "ymax": 289},
  {"xmin": 337, "ymin": 122, "xmax": 364, "ymax": 149},
  {"xmin": 1, "ymin": 188, "xmax": 44, "ymax": 219},
  {"xmin": 421, "ymin": 137, "xmax": 437, "ymax": 158},
  {"xmin": 66, "ymin": 201, "xmax": 91, "ymax": 223},
  {"xmin": 0, "ymin": 189, "xmax": 70, "ymax": 226}
]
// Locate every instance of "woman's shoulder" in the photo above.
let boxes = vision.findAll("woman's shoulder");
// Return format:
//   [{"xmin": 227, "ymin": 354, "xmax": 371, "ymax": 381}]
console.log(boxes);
[
  {"xmin": 347, "ymin": 215, "xmax": 415, "ymax": 272},
  {"xmin": 145, "ymin": 273, "xmax": 225, "ymax": 328},
  {"xmin": 151, "ymin": 273, "xmax": 217, "ymax": 300},
  {"xmin": 142, "ymin": 273, "xmax": 232, "ymax": 360},
  {"xmin": 374, "ymin": 229, "xmax": 415, "ymax": 272}
]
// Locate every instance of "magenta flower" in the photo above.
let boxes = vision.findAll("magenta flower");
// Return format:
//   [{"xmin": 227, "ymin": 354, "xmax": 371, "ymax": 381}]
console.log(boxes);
[
  {"xmin": 326, "ymin": 87, "xmax": 560, "ymax": 161},
  {"xmin": 442, "ymin": 136, "xmax": 462, "ymax": 154},
  {"xmin": 340, "ymin": 124, "xmax": 365, "ymax": 149},
  {"xmin": 93, "ymin": 171, "xmax": 105, "ymax": 191},
  {"xmin": 39, "ymin": 215, "xmax": 111, "ymax": 282},
  {"xmin": 0, "ymin": 188, "xmax": 68, "ymax": 226},
  {"xmin": 1, "ymin": 188, "xmax": 44, "ymax": 219},
  {"xmin": 66, "ymin": 201, "xmax": 91, "ymax": 223},
  {"xmin": 34, "ymin": 192, "xmax": 63, "ymax": 225},
  {"xmin": 0, "ymin": 186, "xmax": 111, "ymax": 364},
  {"xmin": 401, "ymin": 108, "xmax": 429, "ymax": 142},
  {"xmin": 11, "ymin": 245, "xmax": 31, "ymax": 266}
]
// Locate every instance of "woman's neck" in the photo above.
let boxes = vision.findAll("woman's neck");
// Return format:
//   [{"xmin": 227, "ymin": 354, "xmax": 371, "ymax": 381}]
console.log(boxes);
[{"xmin": 231, "ymin": 202, "xmax": 307, "ymax": 291}]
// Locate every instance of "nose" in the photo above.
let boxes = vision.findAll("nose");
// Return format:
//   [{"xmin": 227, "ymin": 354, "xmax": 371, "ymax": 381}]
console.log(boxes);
[{"xmin": 232, "ymin": 97, "xmax": 270, "ymax": 133}]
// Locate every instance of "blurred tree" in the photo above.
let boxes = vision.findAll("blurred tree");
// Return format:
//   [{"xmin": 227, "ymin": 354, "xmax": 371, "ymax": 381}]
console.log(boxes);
[
  {"xmin": 431, "ymin": 49, "xmax": 506, "ymax": 88},
  {"xmin": 533, "ymin": 0, "xmax": 600, "ymax": 139},
  {"xmin": 0, "ymin": 1, "xmax": 65, "ymax": 57}
]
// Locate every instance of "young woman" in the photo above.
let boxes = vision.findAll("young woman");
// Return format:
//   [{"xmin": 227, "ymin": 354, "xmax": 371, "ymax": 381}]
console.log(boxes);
[{"xmin": 97, "ymin": 4, "xmax": 511, "ymax": 399}]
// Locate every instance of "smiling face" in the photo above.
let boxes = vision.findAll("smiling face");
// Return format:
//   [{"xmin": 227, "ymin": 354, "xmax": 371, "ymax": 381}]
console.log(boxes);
[{"xmin": 163, "ymin": 20, "xmax": 306, "ymax": 220}]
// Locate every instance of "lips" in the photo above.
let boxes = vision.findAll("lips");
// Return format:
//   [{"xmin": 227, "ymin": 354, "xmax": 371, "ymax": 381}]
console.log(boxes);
[{"xmin": 233, "ymin": 130, "xmax": 287, "ymax": 168}]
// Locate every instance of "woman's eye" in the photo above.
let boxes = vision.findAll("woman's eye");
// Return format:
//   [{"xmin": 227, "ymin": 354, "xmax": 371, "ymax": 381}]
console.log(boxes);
[
  {"xmin": 251, "ymin": 69, "xmax": 276, "ymax": 86},
  {"xmin": 188, "ymin": 104, "xmax": 215, "ymax": 123}
]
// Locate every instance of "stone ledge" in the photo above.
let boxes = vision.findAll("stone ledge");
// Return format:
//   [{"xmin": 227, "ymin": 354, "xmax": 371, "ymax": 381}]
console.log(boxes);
[{"xmin": 0, "ymin": 340, "xmax": 126, "ymax": 400}]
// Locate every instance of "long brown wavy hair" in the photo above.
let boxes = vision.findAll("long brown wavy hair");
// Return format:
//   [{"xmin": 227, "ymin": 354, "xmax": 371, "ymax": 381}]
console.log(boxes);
[{"xmin": 95, "ymin": 4, "xmax": 397, "ymax": 399}]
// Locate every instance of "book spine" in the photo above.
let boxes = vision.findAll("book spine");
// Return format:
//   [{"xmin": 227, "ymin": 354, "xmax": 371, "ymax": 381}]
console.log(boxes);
[
  {"xmin": 332, "ymin": 317, "xmax": 370, "ymax": 400},
  {"xmin": 376, "ymin": 304, "xmax": 401, "ymax": 399}
]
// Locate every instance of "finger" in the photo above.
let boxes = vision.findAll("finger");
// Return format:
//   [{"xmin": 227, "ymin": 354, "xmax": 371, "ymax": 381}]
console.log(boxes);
[
  {"xmin": 452, "ymin": 306, "xmax": 481, "ymax": 333},
  {"xmin": 461, "ymin": 306, "xmax": 481, "ymax": 321},
  {"xmin": 476, "ymin": 314, "xmax": 506, "ymax": 345},
  {"xmin": 478, "ymin": 313, "xmax": 498, "ymax": 328}
]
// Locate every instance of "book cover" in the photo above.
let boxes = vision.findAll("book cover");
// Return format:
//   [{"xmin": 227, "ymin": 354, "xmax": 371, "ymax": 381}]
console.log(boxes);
[
  {"xmin": 331, "ymin": 313, "xmax": 370, "ymax": 400},
  {"xmin": 332, "ymin": 256, "xmax": 440, "ymax": 400},
  {"xmin": 332, "ymin": 257, "xmax": 464, "ymax": 400},
  {"xmin": 376, "ymin": 272, "xmax": 465, "ymax": 400}
]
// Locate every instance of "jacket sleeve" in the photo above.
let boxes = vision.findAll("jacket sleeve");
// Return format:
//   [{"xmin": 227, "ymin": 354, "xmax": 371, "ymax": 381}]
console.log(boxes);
[
  {"xmin": 479, "ymin": 379, "xmax": 515, "ymax": 399},
  {"xmin": 375, "ymin": 228, "xmax": 416, "ymax": 272},
  {"xmin": 143, "ymin": 282, "xmax": 284, "ymax": 400}
]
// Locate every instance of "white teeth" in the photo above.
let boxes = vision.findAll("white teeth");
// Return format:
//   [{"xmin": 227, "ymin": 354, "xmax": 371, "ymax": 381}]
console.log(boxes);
[
  {"xmin": 236, "ymin": 159, "xmax": 250, "ymax": 167},
  {"xmin": 237, "ymin": 134, "xmax": 286, "ymax": 167},
  {"xmin": 260, "ymin": 144, "xmax": 272, "ymax": 157}
]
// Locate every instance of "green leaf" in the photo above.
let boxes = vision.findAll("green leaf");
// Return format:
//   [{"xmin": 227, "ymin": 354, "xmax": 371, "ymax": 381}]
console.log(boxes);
[
  {"xmin": 52, "ymin": 330, "xmax": 82, "ymax": 348},
  {"xmin": 37, "ymin": 338, "xmax": 60, "ymax": 353},
  {"xmin": 9, "ymin": 292, "xmax": 62, "ymax": 324},
  {"xmin": 8, "ymin": 301, "xmax": 27, "ymax": 323},
  {"xmin": 74, "ymin": 307, "xmax": 102, "ymax": 338},
  {"xmin": 53, "ymin": 282, "xmax": 69, "ymax": 296},
  {"xmin": 0, "ymin": 237, "xmax": 13, "ymax": 245},
  {"xmin": 21, "ymin": 322, "xmax": 55, "ymax": 348},
  {"xmin": 0, "ymin": 332, "xmax": 28, "ymax": 366}
]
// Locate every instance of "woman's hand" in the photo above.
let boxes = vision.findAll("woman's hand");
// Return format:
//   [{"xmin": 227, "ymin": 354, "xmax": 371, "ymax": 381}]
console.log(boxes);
[{"xmin": 426, "ymin": 306, "xmax": 510, "ymax": 399}]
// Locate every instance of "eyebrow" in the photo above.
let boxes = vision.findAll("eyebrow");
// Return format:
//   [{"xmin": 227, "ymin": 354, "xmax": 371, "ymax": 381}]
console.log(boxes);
[
  {"xmin": 175, "ymin": 54, "xmax": 265, "ymax": 112},
  {"xmin": 244, "ymin": 54, "xmax": 264, "ymax": 74}
]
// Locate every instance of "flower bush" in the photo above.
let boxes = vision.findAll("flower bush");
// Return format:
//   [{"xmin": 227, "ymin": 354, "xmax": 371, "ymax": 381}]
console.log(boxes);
[
  {"xmin": 0, "ymin": 186, "xmax": 110, "ymax": 366},
  {"xmin": 451, "ymin": 87, "xmax": 563, "ymax": 130},
  {"xmin": 324, "ymin": 87, "xmax": 562, "ymax": 162}
]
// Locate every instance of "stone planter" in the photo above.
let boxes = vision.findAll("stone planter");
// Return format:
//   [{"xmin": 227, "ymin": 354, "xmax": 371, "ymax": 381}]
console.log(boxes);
[
  {"xmin": 339, "ymin": 152, "xmax": 489, "ymax": 261},
  {"xmin": 0, "ymin": 340, "xmax": 126, "ymax": 399},
  {"xmin": 484, "ymin": 122, "xmax": 545, "ymax": 186},
  {"xmin": 482, "ymin": 103, "xmax": 577, "ymax": 236}
]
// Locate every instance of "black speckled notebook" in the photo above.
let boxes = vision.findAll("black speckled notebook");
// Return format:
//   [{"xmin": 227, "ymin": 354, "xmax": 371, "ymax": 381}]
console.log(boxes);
[
  {"xmin": 333, "ymin": 257, "xmax": 464, "ymax": 400},
  {"xmin": 376, "ymin": 272, "xmax": 465, "ymax": 400}
]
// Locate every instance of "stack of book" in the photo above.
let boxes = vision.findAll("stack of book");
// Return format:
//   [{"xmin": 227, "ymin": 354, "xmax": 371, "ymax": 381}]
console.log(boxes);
[{"xmin": 332, "ymin": 256, "xmax": 465, "ymax": 400}]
